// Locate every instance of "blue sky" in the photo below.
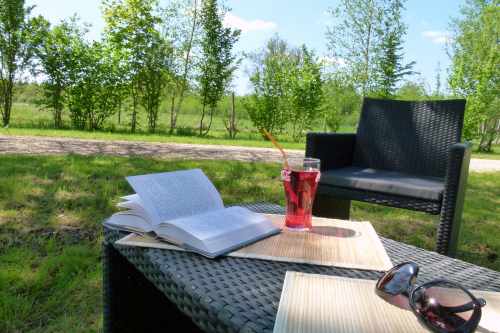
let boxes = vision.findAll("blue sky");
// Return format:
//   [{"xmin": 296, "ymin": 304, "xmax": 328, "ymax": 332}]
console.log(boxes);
[{"xmin": 26, "ymin": 0, "xmax": 465, "ymax": 95}]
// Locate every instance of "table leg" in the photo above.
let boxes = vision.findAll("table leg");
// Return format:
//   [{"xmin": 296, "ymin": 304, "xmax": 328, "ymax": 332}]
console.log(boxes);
[{"xmin": 102, "ymin": 239, "xmax": 202, "ymax": 332}]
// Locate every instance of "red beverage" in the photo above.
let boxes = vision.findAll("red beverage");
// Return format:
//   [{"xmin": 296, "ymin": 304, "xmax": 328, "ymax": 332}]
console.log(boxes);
[{"xmin": 282, "ymin": 168, "xmax": 320, "ymax": 231}]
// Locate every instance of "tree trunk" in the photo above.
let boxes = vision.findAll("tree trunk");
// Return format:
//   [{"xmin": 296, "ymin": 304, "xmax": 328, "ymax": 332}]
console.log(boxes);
[
  {"xmin": 199, "ymin": 93, "xmax": 209, "ymax": 136},
  {"xmin": 323, "ymin": 108, "xmax": 327, "ymax": 133},
  {"xmin": 169, "ymin": 0, "xmax": 199, "ymax": 135},
  {"xmin": 170, "ymin": 92, "xmax": 174, "ymax": 127},
  {"xmin": 280, "ymin": 99, "xmax": 284, "ymax": 133},
  {"xmin": 117, "ymin": 100, "xmax": 121, "ymax": 124},
  {"xmin": 495, "ymin": 118, "xmax": 500, "ymax": 144},
  {"xmin": 200, "ymin": 103, "xmax": 206, "ymax": 136},
  {"xmin": 231, "ymin": 92, "xmax": 235, "ymax": 138},
  {"xmin": 202, "ymin": 108, "xmax": 213, "ymax": 136},
  {"xmin": 362, "ymin": 0, "xmax": 374, "ymax": 100},
  {"xmin": 132, "ymin": 94, "xmax": 137, "ymax": 132},
  {"xmin": 2, "ymin": 77, "xmax": 13, "ymax": 126}
]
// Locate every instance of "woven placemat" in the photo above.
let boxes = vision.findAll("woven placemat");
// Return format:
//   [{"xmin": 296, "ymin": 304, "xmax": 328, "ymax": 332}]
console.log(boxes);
[
  {"xmin": 116, "ymin": 214, "xmax": 392, "ymax": 271},
  {"xmin": 274, "ymin": 271, "xmax": 500, "ymax": 333}
]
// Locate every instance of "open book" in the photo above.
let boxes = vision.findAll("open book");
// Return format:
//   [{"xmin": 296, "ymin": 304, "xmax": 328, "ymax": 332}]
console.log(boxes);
[{"xmin": 102, "ymin": 169, "xmax": 281, "ymax": 258}]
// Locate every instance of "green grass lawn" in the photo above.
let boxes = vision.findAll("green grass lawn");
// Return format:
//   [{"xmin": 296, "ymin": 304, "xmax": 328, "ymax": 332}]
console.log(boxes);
[{"xmin": 0, "ymin": 154, "xmax": 498, "ymax": 332}]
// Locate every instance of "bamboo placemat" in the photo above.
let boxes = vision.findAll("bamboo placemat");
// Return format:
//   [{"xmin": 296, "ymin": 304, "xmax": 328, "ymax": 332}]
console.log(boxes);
[
  {"xmin": 274, "ymin": 272, "xmax": 500, "ymax": 333},
  {"xmin": 115, "ymin": 214, "xmax": 393, "ymax": 271}
]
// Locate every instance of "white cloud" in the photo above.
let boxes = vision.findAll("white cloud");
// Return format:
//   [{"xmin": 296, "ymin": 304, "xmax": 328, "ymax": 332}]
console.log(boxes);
[
  {"xmin": 422, "ymin": 21, "xmax": 428, "ymax": 26},
  {"xmin": 318, "ymin": 18, "xmax": 334, "ymax": 25},
  {"xmin": 433, "ymin": 37, "xmax": 447, "ymax": 43},
  {"xmin": 421, "ymin": 30, "xmax": 448, "ymax": 37},
  {"xmin": 223, "ymin": 13, "xmax": 276, "ymax": 34},
  {"xmin": 422, "ymin": 31, "xmax": 449, "ymax": 43},
  {"xmin": 318, "ymin": 56, "xmax": 347, "ymax": 67}
]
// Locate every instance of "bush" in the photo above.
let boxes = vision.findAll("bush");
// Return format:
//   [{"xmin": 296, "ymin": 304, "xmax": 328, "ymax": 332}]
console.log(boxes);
[{"xmin": 176, "ymin": 126, "xmax": 198, "ymax": 136}]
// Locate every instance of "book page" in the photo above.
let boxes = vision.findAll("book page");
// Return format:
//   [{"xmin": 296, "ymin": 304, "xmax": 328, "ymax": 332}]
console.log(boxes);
[
  {"xmin": 126, "ymin": 169, "xmax": 224, "ymax": 226},
  {"xmin": 155, "ymin": 207, "xmax": 272, "ymax": 241}
]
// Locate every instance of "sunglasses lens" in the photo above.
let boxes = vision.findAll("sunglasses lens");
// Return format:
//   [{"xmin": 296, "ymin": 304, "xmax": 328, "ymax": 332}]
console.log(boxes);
[
  {"xmin": 377, "ymin": 263, "xmax": 417, "ymax": 296},
  {"xmin": 412, "ymin": 282, "xmax": 475, "ymax": 332}
]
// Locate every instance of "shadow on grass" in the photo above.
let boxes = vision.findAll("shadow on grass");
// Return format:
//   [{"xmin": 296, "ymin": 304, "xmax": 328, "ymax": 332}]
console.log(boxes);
[{"xmin": 0, "ymin": 154, "xmax": 285, "ymax": 235}]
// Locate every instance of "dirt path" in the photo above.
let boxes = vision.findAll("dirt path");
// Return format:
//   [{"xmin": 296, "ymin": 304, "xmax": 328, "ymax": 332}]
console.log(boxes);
[{"xmin": 1, "ymin": 135, "xmax": 499, "ymax": 172}]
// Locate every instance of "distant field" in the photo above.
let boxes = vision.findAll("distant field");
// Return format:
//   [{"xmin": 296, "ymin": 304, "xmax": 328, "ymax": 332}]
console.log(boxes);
[
  {"xmin": 2, "ymin": 104, "xmax": 356, "ymax": 150},
  {"xmin": 3, "ymin": 103, "xmax": 499, "ymax": 158}
]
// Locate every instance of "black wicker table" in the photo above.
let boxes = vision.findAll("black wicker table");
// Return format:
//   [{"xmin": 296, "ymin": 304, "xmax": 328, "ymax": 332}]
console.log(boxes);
[{"xmin": 102, "ymin": 201, "xmax": 500, "ymax": 333}]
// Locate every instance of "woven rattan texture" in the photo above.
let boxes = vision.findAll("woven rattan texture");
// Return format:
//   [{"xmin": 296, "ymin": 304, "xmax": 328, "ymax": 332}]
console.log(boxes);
[
  {"xmin": 436, "ymin": 142, "xmax": 473, "ymax": 257},
  {"xmin": 305, "ymin": 133, "xmax": 356, "ymax": 171},
  {"xmin": 311, "ymin": 193, "xmax": 351, "ymax": 220},
  {"xmin": 353, "ymin": 98, "xmax": 466, "ymax": 178},
  {"xmin": 103, "ymin": 202, "xmax": 500, "ymax": 333},
  {"xmin": 102, "ymin": 240, "xmax": 203, "ymax": 333},
  {"xmin": 316, "ymin": 184, "xmax": 442, "ymax": 214}
]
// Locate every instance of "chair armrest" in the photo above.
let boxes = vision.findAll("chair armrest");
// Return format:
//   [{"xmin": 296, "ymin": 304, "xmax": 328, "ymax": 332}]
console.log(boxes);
[
  {"xmin": 443, "ymin": 141, "xmax": 473, "ymax": 201},
  {"xmin": 436, "ymin": 141, "xmax": 473, "ymax": 256},
  {"xmin": 305, "ymin": 133, "xmax": 356, "ymax": 171}
]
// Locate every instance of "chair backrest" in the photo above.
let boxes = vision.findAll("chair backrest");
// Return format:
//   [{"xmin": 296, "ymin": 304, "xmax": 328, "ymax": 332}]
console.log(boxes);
[{"xmin": 352, "ymin": 98, "xmax": 466, "ymax": 178}]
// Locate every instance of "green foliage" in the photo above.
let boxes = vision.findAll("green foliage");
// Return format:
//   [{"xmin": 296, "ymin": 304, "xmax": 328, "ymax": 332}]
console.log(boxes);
[
  {"xmin": 447, "ymin": 0, "xmax": 500, "ymax": 147},
  {"xmin": 322, "ymin": 67, "xmax": 360, "ymax": 132},
  {"xmin": 34, "ymin": 15, "xmax": 89, "ymax": 128},
  {"xmin": 244, "ymin": 54, "xmax": 292, "ymax": 138},
  {"xmin": 66, "ymin": 41, "xmax": 125, "ymax": 130},
  {"xmin": 396, "ymin": 78, "xmax": 430, "ymax": 101},
  {"xmin": 0, "ymin": 0, "xmax": 47, "ymax": 126},
  {"xmin": 139, "ymin": 37, "xmax": 174, "ymax": 131},
  {"xmin": 101, "ymin": 0, "xmax": 162, "ymax": 132},
  {"xmin": 196, "ymin": 0, "xmax": 240, "ymax": 136},
  {"xmin": 326, "ymin": 0, "xmax": 409, "ymax": 99},
  {"xmin": 245, "ymin": 43, "xmax": 324, "ymax": 141},
  {"xmin": 371, "ymin": 19, "xmax": 416, "ymax": 99},
  {"xmin": 11, "ymin": 81, "xmax": 40, "ymax": 104},
  {"xmin": 161, "ymin": 0, "xmax": 204, "ymax": 134},
  {"xmin": 287, "ymin": 46, "xmax": 325, "ymax": 141}
]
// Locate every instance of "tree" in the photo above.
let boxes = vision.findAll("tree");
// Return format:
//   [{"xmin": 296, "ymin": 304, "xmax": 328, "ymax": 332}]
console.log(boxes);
[
  {"xmin": 101, "ymin": 0, "xmax": 161, "ymax": 132},
  {"xmin": 447, "ymin": 0, "xmax": 500, "ymax": 150},
  {"xmin": 287, "ymin": 46, "xmax": 325, "ymax": 142},
  {"xmin": 0, "ymin": 0, "xmax": 46, "ymax": 126},
  {"xmin": 196, "ymin": 0, "xmax": 240, "ymax": 136},
  {"xmin": 243, "ymin": 54, "xmax": 294, "ymax": 138},
  {"xmin": 139, "ymin": 37, "xmax": 174, "ymax": 132},
  {"xmin": 243, "ymin": 33, "xmax": 301, "ymax": 78},
  {"xmin": 34, "ymin": 15, "xmax": 88, "ymax": 128},
  {"xmin": 244, "ymin": 33, "xmax": 300, "ymax": 133},
  {"xmin": 322, "ymin": 66, "xmax": 360, "ymax": 132},
  {"xmin": 163, "ymin": 0, "xmax": 204, "ymax": 134},
  {"xmin": 326, "ymin": 0, "xmax": 408, "ymax": 99},
  {"xmin": 372, "ymin": 20, "xmax": 416, "ymax": 99},
  {"xmin": 67, "ymin": 41, "xmax": 125, "ymax": 130},
  {"xmin": 397, "ymin": 78, "xmax": 430, "ymax": 101},
  {"xmin": 245, "ymin": 45, "xmax": 324, "ymax": 142}
]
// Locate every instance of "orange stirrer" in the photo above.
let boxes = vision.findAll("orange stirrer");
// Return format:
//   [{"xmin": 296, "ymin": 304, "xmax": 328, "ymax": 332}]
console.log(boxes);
[{"xmin": 263, "ymin": 128, "xmax": 289, "ymax": 169}]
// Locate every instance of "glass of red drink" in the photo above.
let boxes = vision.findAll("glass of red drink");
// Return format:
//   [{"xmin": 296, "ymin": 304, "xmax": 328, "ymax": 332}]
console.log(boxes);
[{"xmin": 281, "ymin": 158, "xmax": 320, "ymax": 231}]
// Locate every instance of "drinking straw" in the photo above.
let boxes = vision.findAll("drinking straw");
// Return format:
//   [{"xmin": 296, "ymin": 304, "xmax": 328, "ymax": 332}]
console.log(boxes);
[{"xmin": 263, "ymin": 128, "xmax": 289, "ymax": 169}]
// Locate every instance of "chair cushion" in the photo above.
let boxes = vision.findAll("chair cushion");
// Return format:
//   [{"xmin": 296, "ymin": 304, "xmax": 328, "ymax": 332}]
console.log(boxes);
[{"xmin": 320, "ymin": 167, "xmax": 445, "ymax": 201}]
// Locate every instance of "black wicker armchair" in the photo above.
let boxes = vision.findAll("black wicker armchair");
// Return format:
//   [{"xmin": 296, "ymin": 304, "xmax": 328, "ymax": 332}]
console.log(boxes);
[{"xmin": 306, "ymin": 98, "xmax": 472, "ymax": 258}]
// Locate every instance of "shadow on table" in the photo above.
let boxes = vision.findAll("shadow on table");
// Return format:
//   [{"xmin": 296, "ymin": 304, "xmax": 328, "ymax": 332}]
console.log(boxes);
[{"xmin": 310, "ymin": 226, "xmax": 361, "ymax": 238}]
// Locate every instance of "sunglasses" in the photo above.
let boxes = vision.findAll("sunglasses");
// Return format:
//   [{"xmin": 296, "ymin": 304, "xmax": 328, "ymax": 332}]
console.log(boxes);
[{"xmin": 375, "ymin": 262, "xmax": 486, "ymax": 333}]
